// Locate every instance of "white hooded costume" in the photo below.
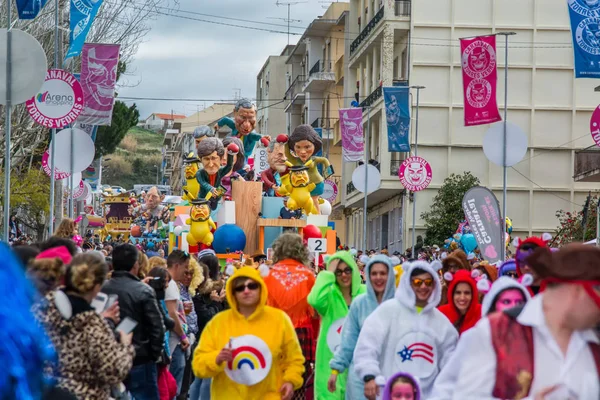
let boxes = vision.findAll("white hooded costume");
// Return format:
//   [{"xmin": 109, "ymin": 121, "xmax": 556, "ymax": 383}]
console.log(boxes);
[{"xmin": 353, "ymin": 260, "xmax": 458, "ymax": 398}]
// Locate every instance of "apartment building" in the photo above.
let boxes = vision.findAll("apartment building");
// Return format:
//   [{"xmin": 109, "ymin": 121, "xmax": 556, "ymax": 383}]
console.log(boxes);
[{"xmin": 342, "ymin": 0, "xmax": 600, "ymax": 252}]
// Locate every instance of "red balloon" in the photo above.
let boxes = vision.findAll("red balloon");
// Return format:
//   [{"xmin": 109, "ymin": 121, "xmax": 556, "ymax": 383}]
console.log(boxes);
[
  {"xmin": 303, "ymin": 224, "xmax": 322, "ymax": 241},
  {"xmin": 130, "ymin": 225, "xmax": 142, "ymax": 238}
]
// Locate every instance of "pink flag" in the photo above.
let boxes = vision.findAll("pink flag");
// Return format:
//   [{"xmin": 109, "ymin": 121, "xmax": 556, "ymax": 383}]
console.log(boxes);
[
  {"xmin": 339, "ymin": 108, "xmax": 364, "ymax": 162},
  {"xmin": 460, "ymin": 36, "xmax": 502, "ymax": 127},
  {"xmin": 78, "ymin": 43, "xmax": 120, "ymax": 126}
]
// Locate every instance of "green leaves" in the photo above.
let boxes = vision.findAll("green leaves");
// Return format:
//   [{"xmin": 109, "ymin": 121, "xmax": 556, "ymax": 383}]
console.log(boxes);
[{"xmin": 94, "ymin": 101, "xmax": 140, "ymax": 158}]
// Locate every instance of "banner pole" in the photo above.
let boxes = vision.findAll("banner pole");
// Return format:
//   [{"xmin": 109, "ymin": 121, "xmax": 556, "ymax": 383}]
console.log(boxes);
[
  {"xmin": 49, "ymin": 0, "xmax": 60, "ymax": 236},
  {"xmin": 498, "ymin": 32, "xmax": 516, "ymax": 262},
  {"xmin": 4, "ymin": 0, "xmax": 12, "ymax": 241},
  {"xmin": 410, "ymin": 85, "xmax": 425, "ymax": 258},
  {"xmin": 362, "ymin": 106, "xmax": 370, "ymax": 253}
]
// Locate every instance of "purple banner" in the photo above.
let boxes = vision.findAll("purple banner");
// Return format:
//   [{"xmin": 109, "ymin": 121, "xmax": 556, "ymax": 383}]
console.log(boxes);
[
  {"xmin": 339, "ymin": 108, "xmax": 364, "ymax": 162},
  {"xmin": 78, "ymin": 43, "xmax": 120, "ymax": 126},
  {"xmin": 462, "ymin": 186, "xmax": 503, "ymax": 265}
]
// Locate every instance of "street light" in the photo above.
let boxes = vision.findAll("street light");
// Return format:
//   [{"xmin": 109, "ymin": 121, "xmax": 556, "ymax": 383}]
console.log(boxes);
[{"xmin": 154, "ymin": 165, "xmax": 159, "ymax": 185}]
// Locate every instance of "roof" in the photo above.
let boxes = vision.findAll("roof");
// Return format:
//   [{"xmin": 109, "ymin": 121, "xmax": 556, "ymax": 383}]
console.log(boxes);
[
  {"xmin": 179, "ymin": 103, "xmax": 236, "ymax": 133},
  {"xmin": 152, "ymin": 113, "xmax": 186, "ymax": 120}
]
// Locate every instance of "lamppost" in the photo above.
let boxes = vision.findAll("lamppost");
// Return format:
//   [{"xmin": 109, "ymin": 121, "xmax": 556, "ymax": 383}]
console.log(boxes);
[{"xmin": 154, "ymin": 165, "xmax": 159, "ymax": 185}]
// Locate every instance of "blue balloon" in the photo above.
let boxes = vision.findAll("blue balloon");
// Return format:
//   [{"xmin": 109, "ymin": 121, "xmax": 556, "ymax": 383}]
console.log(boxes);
[
  {"xmin": 460, "ymin": 233, "xmax": 478, "ymax": 254},
  {"xmin": 213, "ymin": 224, "xmax": 247, "ymax": 254}
]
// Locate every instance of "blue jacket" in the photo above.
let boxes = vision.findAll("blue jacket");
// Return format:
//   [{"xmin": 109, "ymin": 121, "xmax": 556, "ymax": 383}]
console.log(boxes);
[{"xmin": 329, "ymin": 255, "xmax": 396, "ymax": 400}]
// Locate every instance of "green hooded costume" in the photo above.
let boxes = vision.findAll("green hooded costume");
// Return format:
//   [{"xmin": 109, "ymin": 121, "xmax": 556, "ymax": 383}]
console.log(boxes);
[{"xmin": 307, "ymin": 251, "xmax": 366, "ymax": 400}]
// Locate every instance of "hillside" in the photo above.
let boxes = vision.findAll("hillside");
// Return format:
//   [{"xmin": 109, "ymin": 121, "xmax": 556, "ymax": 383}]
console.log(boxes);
[{"xmin": 102, "ymin": 127, "xmax": 164, "ymax": 190}]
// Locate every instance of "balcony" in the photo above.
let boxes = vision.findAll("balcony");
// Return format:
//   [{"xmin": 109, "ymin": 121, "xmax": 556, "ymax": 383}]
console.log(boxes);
[
  {"xmin": 284, "ymin": 75, "xmax": 306, "ymax": 111},
  {"xmin": 305, "ymin": 60, "xmax": 335, "ymax": 92},
  {"xmin": 574, "ymin": 148, "xmax": 600, "ymax": 182},
  {"xmin": 395, "ymin": 0, "xmax": 411, "ymax": 17},
  {"xmin": 350, "ymin": 7, "xmax": 384, "ymax": 56},
  {"xmin": 360, "ymin": 86, "xmax": 383, "ymax": 108},
  {"xmin": 390, "ymin": 160, "xmax": 401, "ymax": 176}
]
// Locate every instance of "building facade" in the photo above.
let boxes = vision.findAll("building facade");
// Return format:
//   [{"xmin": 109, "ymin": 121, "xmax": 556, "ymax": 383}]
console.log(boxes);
[
  {"xmin": 342, "ymin": 0, "xmax": 600, "ymax": 252},
  {"xmin": 141, "ymin": 113, "xmax": 186, "ymax": 132}
]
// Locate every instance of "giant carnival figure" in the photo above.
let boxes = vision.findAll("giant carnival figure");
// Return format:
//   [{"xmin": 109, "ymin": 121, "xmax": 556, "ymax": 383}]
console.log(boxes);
[
  {"xmin": 215, "ymin": 98, "xmax": 270, "ymax": 163},
  {"xmin": 220, "ymin": 136, "xmax": 246, "ymax": 200},
  {"xmin": 193, "ymin": 125, "xmax": 215, "ymax": 149},
  {"xmin": 261, "ymin": 134, "xmax": 289, "ymax": 196},
  {"xmin": 129, "ymin": 186, "xmax": 170, "ymax": 235},
  {"xmin": 282, "ymin": 124, "xmax": 331, "ymax": 213},
  {"xmin": 186, "ymin": 198, "xmax": 216, "ymax": 248},
  {"xmin": 182, "ymin": 153, "xmax": 202, "ymax": 203},
  {"xmin": 196, "ymin": 137, "xmax": 239, "ymax": 207}
]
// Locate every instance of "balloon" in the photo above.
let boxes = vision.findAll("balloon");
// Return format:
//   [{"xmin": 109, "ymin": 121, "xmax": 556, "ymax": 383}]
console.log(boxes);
[
  {"xmin": 460, "ymin": 233, "xmax": 478, "ymax": 254},
  {"xmin": 173, "ymin": 226, "xmax": 183, "ymax": 236},
  {"xmin": 505, "ymin": 217, "xmax": 513, "ymax": 234},
  {"xmin": 131, "ymin": 225, "xmax": 142, "ymax": 238},
  {"xmin": 319, "ymin": 199, "xmax": 332, "ymax": 216},
  {"xmin": 303, "ymin": 224, "xmax": 322, "ymax": 242},
  {"xmin": 213, "ymin": 224, "xmax": 246, "ymax": 254}
]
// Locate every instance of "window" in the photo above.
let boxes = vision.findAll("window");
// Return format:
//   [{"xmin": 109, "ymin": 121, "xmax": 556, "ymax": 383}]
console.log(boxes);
[
  {"xmin": 393, "ymin": 57, "xmax": 399, "ymax": 79},
  {"xmin": 381, "ymin": 212, "xmax": 389, "ymax": 250}
]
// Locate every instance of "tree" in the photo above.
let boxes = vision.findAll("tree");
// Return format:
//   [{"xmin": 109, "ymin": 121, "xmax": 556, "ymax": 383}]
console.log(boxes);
[
  {"xmin": 94, "ymin": 101, "xmax": 140, "ymax": 158},
  {"xmin": 554, "ymin": 196, "xmax": 598, "ymax": 247},
  {"xmin": 421, "ymin": 172, "xmax": 480, "ymax": 246}
]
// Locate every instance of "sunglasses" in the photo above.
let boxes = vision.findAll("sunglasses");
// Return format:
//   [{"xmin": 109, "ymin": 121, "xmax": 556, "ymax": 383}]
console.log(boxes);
[
  {"xmin": 412, "ymin": 278, "xmax": 434, "ymax": 288},
  {"xmin": 335, "ymin": 267, "xmax": 353, "ymax": 277},
  {"xmin": 234, "ymin": 282, "xmax": 260, "ymax": 293}
]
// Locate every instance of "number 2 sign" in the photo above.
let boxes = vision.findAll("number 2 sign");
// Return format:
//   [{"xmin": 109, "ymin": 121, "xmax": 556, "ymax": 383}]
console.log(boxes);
[{"xmin": 308, "ymin": 238, "xmax": 327, "ymax": 253}]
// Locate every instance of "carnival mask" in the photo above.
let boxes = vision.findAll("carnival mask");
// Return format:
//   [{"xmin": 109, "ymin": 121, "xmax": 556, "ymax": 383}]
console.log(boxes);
[
  {"xmin": 290, "ymin": 169, "xmax": 310, "ymax": 187},
  {"xmin": 469, "ymin": 48, "xmax": 488, "ymax": 71},
  {"xmin": 191, "ymin": 204, "xmax": 210, "ymax": 220},
  {"xmin": 145, "ymin": 188, "xmax": 161, "ymax": 209},
  {"xmin": 234, "ymin": 107, "xmax": 256, "ymax": 136},
  {"xmin": 201, "ymin": 151, "xmax": 221, "ymax": 176},
  {"xmin": 84, "ymin": 48, "xmax": 118, "ymax": 108},
  {"xmin": 408, "ymin": 163, "xmax": 425, "ymax": 184},
  {"xmin": 267, "ymin": 142, "xmax": 287, "ymax": 173},
  {"xmin": 472, "ymin": 83, "xmax": 487, "ymax": 102}
]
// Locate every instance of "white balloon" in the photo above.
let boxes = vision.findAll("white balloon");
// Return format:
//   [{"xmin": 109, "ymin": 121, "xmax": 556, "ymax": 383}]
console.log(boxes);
[
  {"xmin": 173, "ymin": 226, "xmax": 184, "ymax": 236},
  {"xmin": 483, "ymin": 122, "xmax": 528, "ymax": 167},
  {"xmin": 319, "ymin": 199, "xmax": 332, "ymax": 215},
  {"xmin": 51, "ymin": 128, "xmax": 95, "ymax": 173}
]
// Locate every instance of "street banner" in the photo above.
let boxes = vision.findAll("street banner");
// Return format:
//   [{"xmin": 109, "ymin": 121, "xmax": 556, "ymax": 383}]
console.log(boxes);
[
  {"xmin": 78, "ymin": 44, "xmax": 120, "ymax": 125},
  {"xmin": 462, "ymin": 186, "xmax": 503, "ymax": 265},
  {"xmin": 567, "ymin": 0, "xmax": 600, "ymax": 78},
  {"xmin": 323, "ymin": 179, "xmax": 338, "ymax": 203},
  {"xmin": 590, "ymin": 104, "xmax": 600, "ymax": 147},
  {"xmin": 383, "ymin": 86, "xmax": 411, "ymax": 152},
  {"xmin": 65, "ymin": 0, "xmax": 105, "ymax": 60},
  {"xmin": 460, "ymin": 36, "xmax": 502, "ymax": 126},
  {"xmin": 42, "ymin": 150, "xmax": 70, "ymax": 180},
  {"xmin": 398, "ymin": 156, "xmax": 432, "ymax": 192},
  {"xmin": 339, "ymin": 108, "xmax": 364, "ymax": 162},
  {"xmin": 25, "ymin": 69, "xmax": 84, "ymax": 129},
  {"xmin": 16, "ymin": 0, "xmax": 49, "ymax": 19}
]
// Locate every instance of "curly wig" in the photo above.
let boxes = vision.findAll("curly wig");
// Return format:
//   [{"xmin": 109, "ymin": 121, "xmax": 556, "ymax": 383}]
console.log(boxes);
[{"xmin": 272, "ymin": 232, "xmax": 310, "ymax": 265}]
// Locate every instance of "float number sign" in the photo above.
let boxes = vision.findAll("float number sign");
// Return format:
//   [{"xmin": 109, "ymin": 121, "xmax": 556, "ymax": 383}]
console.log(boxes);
[{"xmin": 308, "ymin": 238, "xmax": 327, "ymax": 253}]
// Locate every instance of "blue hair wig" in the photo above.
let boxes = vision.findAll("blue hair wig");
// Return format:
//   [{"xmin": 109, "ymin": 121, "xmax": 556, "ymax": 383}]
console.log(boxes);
[{"xmin": 0, "ymin": 242, "xmax": 56, "ymax": 399}]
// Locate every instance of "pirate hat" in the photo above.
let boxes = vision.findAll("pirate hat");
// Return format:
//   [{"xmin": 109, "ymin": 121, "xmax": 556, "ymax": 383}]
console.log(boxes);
[
  {"xmin": 527, "ymin": 244, "xmax": 600, "ymax": 281},
  {"xmin": 191, "ymin": 198, "xmax": 209, "ymax": 206},
  {"xmin": 183, "ymin": 153, "xmax": 200, "ymax": 163}
]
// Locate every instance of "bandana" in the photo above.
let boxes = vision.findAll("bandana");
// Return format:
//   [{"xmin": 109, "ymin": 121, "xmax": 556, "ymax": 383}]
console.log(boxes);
[{"xmin": 541, "ymin": 278, "xmax": 600, "ymax": 310}]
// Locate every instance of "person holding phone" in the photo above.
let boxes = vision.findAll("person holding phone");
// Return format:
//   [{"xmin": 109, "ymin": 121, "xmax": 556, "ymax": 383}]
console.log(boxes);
[{"xmin": 33, "ymin": 252, "xmax": 135, "ymax": 400}]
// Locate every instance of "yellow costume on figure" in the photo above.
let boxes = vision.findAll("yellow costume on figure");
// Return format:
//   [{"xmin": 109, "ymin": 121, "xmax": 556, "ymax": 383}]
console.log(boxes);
[
  {"xmin": 182, "ymin": 153, "xmax": 201, "ymax": 202},
  {"xmin": 186, "ymin": 199, "xmax": 216, "ymax": 247},
  {"xmin": 277, "ymin": 164, "xmax": 317, "ymax": 215}
]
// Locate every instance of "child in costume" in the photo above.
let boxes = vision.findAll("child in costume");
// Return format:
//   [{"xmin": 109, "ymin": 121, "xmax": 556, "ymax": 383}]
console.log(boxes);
[
  {"xmin": 307, "ymin": 251, "xmax": 366, "ymax": 400},
  {"xmin": 383, "ymin": 373, "xmax": 421, "ymax": 400}
]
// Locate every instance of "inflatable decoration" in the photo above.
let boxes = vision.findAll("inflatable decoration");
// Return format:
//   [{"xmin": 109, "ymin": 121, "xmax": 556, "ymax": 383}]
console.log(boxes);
[
  {"xmin": 213, "ymin": 223, "xmax": 247, "ymax": 254},
  {"xmin": 302, "ymin": 224, "xmax": 323, "ymax": 244},
  {"xmin": 319, "ymin": 199, "xmax": 332, "ymax": 216},
  {"xmin": 182, "ymin": 153, "xmax": 202, "ymax": 202},
  {"xmin": 285, "ymin": 124, "xmax": 331, "ymax": 213},
  {"xmin": 278, "ymin": 164, "xmax": 318, "ymax": 215},
  {"xmin": 129, "ymin": 186, "xmax": 170, "ymax": 236},
  {"xmin": 186, "ymin": 199, "xmax": 217, "ymax": 248},
  {"xmin": 460, "ymin": 233, "xmax": 478, "ymax": 254},
  {"xmin": 262, "ymin": 134, "xmax": 289, "ymax": 196},
  {"xmin": 216, "ymin": 98, "xmax": 269, "ymax": 163},
  {"xmin": 196, "ymin": 138, "xmax": 239, "ymax": 203},
  {"xmin": 220, "ymin": 136, "xmax": 246, "ymax": 200}
]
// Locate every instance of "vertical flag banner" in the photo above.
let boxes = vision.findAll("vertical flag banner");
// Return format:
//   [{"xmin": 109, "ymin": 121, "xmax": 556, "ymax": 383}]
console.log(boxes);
[
  {"xmin": 462, "ymin": 186, "xmax": 503, "ymax": 265},
  {"xmin": 339, "ymin": 108, "xmax": 364, "ymax": 162},
  {"xmin": 383, "ymin": 86, "xmax": 411, "ymax": 152},
  {"xmin": 65, "ymin": 0, "xmax": 105, "ymax": 60},
  {"xmin": 567, "ymin": 0, "xmax": 600, "ymax": 78},
  {"xmin": 16, "ymin": 0, "xmax": 49, "ymax": 19},
  {"xmin": 460, "ymin": 36, "xmax": 502, "ymax": 126},
  {"xmin": 79, "ymin": 44, "xmax": 120, "ymax": 125}
]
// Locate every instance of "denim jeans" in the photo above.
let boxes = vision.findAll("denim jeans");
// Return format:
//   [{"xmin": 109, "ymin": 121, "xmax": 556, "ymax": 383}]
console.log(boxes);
[
  {"xmin": 189, "ymin": 377, "xmax": 211, "ymax": 400},
  {"xmin": 169, "ymin": 344, "xmax": 186, "ymax": 395},
  {"xmin": 124, "ymin": 362, "xmax": 159, "ymax": 400}
]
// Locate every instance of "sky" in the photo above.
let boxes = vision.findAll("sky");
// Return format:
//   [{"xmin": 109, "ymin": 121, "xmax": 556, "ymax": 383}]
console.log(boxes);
[{"xmin": 118, "ymin": 0, "xmax": 342, "ymax": 119}]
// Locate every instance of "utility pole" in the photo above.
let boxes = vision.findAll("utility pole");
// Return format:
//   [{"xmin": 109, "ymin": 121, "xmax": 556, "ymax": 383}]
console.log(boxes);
[{"xmin": 275, "ymin": 1, "xmax": 307, "ymax": 45}]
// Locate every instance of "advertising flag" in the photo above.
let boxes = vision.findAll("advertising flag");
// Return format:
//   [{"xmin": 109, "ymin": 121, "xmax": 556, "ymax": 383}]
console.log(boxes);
[
  {"xmin": 383, "ymin": 86, "xmax": 411, "ymax": 152},
  {"xmin": 460, "ymin": 36, "xmax": 502, "ymax": 126},
  {"xmin": 78, "ymin": 44, "xmax": 120, "ymax": 125},
  {"xmin": 65, "ymin": 0, "xmax": 105, "ymax": 60},
  {"xmin": 16, "ymin": 0, "xmax": 49, "ymax": 19},
  {"xmin": 567, "ymin": 0, "xmax": 600, "ymax": 78},
  {"xmin": 462, "ymin": 186, "xmax": 503, "ymax": 265},
  {"xmin": 339, "ymin": 108, "xmax": 364, "ymax": 162}
]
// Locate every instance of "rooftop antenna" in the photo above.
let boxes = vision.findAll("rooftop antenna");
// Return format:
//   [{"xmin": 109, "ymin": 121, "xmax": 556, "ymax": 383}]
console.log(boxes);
[
  {"xmin": 233, "ymin": 88, "xmax": 242, "ymax": 100},
  {"xmin": 276, "ymin": 0, "xmax": 308, "ymax": 45},
  {"xmin": 267, "ymin": 16, "xmax": 302, "ymax": 45}
]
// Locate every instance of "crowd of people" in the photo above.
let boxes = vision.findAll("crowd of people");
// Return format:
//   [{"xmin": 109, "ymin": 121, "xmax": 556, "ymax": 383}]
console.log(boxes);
[{"xmin": 2, "ymin": 224, "xmax": 600, "ymax": 400}]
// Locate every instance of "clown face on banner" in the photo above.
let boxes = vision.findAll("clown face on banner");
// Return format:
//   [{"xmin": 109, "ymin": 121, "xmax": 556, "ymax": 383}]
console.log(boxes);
[
  {"xmin": 399, "ymin": 156, "xmax": 433, "ymax": 192},
  {"xmin": 466, "ymin": 79, "xmax": 493, "ymax": 109},
  {"xmin": 462, "ymin": 40, "xmax": 496, "ymax": 80}
]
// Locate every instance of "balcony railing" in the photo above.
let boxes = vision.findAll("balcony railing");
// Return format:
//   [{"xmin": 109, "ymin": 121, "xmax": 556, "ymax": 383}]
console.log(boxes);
[
  {"xmin": 390, "ymin": 160, "xmax": 402, "ymax": 176},
  {"xmin": 360, "ymin": 86, "xmax": 383, "ymax": 108},
  {"xmin": 347, "ymin": 181, "xmax": 357, "ymax": 196},
  {"xmin": 309, "ymin": 59, "xmax": 333, "ymax": 76},
  {"xmin": 350, "ymin": 7, "xmax": 384, "ymax": 55},
  {"xmin": 284, "ymin": 75, "xmax": 306, "ymax": 103},
  {"xmin": 395, "ymin": 0, "xmax": 411, "ymax": 17}
]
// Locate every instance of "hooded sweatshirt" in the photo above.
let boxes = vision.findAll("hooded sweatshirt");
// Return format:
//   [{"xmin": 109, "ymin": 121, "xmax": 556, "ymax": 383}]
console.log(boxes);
[
  {"xmin": 307, "ymin": 251, "xmax": 366, "ymax": 400},
  {"xmin": 382, "ymin": 372, "xmax": 421, "ymax": 400},
  {"xmin": 192, "ymin": 267, "xmax": 305, "ymax": 399},
  {"xmin": 329, "ymin": 255, "xmax": 396, "ymax": 400},
  {"xmin": 353, "ymin": 260, "xmax": 458, "ymax": 398},
  {"xmin": 430, "ymin": 277, "xmax": 531, "ymax": 400},
  {"xmin": 437, "ymin": 270, "xmax": 482, "ymax": 335}
]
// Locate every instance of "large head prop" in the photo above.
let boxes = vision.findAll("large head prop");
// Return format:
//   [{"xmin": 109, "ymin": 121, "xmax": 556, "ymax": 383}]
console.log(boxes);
[
  {"xmin": 267, "ymin": 134, "xmax": 288, "ymax": 173},
  {"xmin": 222, "ymin": 136, "xmax": 245, "ymax": 171},
  {"xmin": 183, "ymin": 153, "xmax": 201, "ymax": 179},
  {"xmin": 288, "ymin": 124, "xmax": 322, "ymax": 163},
  {"xmin": 193, "ymin": 125, "xmax": 215, "ymax": 146},
  {"xmin": 289, "ymin": 165, "xmax": 310, "ymax": 187},
  {"xmin": 198, "ymin": 137, "xmax": 225, "ymax": 176},
  {"xmin": 234, "ymin": 98, "xmax": 256, "ymax": 136},
  {"xmin": 145, "ymin": 186, "xmax": 162, "ymax": 209},
  {"xmin": 190, "ymin": 199, "xmax": 211, "ymax": 221}
]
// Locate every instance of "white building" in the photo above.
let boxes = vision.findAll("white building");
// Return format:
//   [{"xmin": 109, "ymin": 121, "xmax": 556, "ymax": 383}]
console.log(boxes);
[
  {"xmin": 342, "ymin": 0, "xmax": 600, "ymax": 252},
  {"xmin": 142, "ymin": 112, "xmax": 186, "ymax": 132}
]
